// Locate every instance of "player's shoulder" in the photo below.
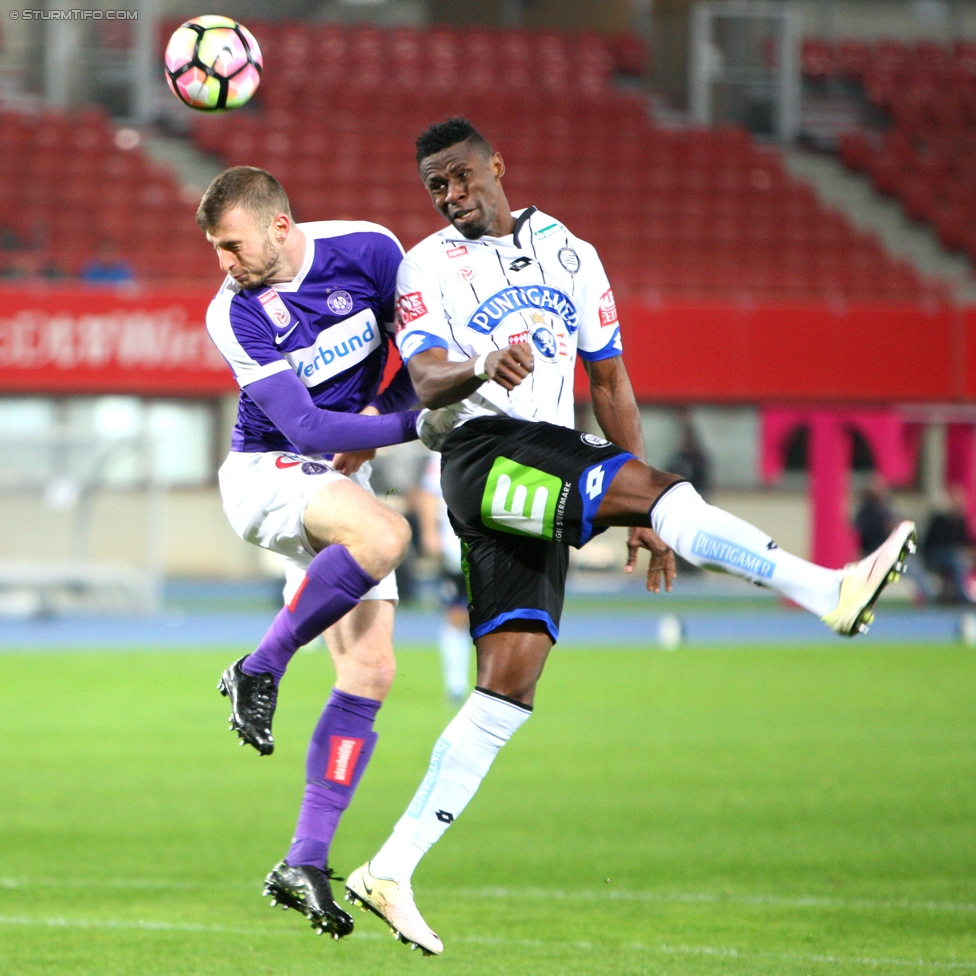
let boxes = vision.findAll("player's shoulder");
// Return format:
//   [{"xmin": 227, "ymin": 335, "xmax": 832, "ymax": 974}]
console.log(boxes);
[
  {"xmin": 299, "ymin": 219, "xmax": 403, "ymax": 252},
  {"xmin": 206, "ymin": 276, "xmax": 244, "ymax": 329},
  {"xmin": 206, "ymin": 277, "xmax": 272, "ymax": 339},
  {"xmin": 527, "ymin": 208, "xmax": 598, "ymax": 257}
]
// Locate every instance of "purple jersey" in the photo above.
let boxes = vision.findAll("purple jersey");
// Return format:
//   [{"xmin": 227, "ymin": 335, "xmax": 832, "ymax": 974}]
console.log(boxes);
[{"xmin": 207, "ymin": 221, "xmax": 404, "ymax": 453}]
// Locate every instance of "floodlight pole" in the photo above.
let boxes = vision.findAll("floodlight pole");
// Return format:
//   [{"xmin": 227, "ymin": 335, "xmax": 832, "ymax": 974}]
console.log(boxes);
[{"xmin": 132, "ymin": 0, "xmax": 160, "ymax": 124}]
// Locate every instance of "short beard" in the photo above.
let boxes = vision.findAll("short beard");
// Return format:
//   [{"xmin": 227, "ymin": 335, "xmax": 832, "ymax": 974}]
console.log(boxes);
[
  {"xmin": 452, "ymin": 207, "xmax": 493, "ymax": 240},
  {"xmin": 241, "ymin": 238, "xmax": 282, "ymax": 289}
]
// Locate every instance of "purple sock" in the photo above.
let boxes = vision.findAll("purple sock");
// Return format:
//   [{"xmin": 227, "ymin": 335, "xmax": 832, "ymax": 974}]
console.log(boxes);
[
  {"xmin": 242, "ymin": 545, "xmax": 378, "ymax": 684},
  {"xmin": 286, "ymin": 688, "xmax": 382, "ymax": 868}
]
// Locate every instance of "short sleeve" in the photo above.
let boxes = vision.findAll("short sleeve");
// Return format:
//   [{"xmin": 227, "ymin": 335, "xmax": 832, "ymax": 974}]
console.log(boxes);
[
  {"xmin": 206, "ymin": 289, "xmax": 291, "ymax": 389},
  {"xmin": 394, "ymin": 252, "xmax": 450, "ymax": 362},
  {"xmin": 575, "ymin": 243, "xmax": 623, "ymax": 363},
  {"xmin": 365, "ymin": 229, "xmax": 406, "ymax": 333}
]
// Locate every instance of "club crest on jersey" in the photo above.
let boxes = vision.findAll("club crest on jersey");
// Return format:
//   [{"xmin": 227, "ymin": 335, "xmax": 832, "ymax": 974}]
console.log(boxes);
[
  {"xmin": 466, "ymin": 286, "xmax": 580, "ymax": 336},
  {"xmin": 531, "ymin": 326, "xmax": 557, "ymax": 361},
  {"xmin": 327, "ymin": 290, "xmax": 354, "ymax": 315},
  {"xmin": 558, "ymin": 247, "xmax": 580, "ymax": 274},
  {"xmin": 257, "ymin": 288, "xmax": 290, "ymax": 328}
]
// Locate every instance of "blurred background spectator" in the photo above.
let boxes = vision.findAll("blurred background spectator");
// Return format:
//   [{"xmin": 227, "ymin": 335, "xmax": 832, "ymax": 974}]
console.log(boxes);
[{"xmin": 922, "ymin": 485, "xmax": 976, "ymax": 604}]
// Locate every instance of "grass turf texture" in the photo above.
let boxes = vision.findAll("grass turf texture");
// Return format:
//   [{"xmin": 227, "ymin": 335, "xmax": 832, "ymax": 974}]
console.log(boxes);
[{"xmin": 1, "ymin": 646, "xmax": 974, "ymax": 976}]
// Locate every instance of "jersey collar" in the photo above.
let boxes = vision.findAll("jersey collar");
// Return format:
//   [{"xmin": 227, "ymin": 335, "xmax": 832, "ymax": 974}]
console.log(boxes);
[
  {"xmin": 511, "ymin": 206, "xmax": 537, "ymax": 249},
  {"xmin": 270, "ymin": 226, "xmax": 313, "ymax": 293}
]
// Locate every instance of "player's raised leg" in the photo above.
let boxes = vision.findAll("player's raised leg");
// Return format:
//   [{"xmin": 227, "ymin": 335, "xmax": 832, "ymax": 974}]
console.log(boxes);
[
  {"xmin": 599, "ymin": 460, "xmax": 916, "ymax": 636},
  {"xmin": 264, "ymin": 597, "xmax": 396, "ymax": 939},
  {"xmin": 220, "ymin": 478, "xmax": 409, "ymax": 754}
]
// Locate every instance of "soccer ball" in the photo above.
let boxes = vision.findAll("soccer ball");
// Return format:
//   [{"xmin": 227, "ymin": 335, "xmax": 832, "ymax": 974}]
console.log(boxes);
[{"xmin": 164, "ymin": 15, "xmax": 262, "ymax": 112}]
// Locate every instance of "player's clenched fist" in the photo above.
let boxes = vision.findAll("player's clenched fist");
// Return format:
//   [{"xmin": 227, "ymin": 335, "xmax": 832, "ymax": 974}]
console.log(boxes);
[{"xmin": 483, "ymin": 341, "xmax": 534, "ymax": 390}]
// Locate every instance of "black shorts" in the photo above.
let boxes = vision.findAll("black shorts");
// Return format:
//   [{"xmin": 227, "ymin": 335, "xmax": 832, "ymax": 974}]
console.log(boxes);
[{"xmin": 440, "ymin": 416, "xmax": 634, "ymax": 644}]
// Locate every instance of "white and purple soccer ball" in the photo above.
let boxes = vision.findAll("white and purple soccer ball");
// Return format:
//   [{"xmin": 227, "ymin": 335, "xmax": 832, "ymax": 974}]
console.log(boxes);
[{"xmin": 164, "ymin": 15, "xmax": 262, "ymax": 112}]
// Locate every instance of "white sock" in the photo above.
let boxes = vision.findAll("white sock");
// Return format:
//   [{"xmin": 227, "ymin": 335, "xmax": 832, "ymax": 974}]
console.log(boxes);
[
  {"xmin": 652, "ymin": 482, "xmax": 841, "ymax": 617},
  {"xmin": 369, "ymin": 689, "xmax": 531, "ymax": 883},
  {"xmin": 439, "ymin": 621, "xmax": 471, "ymax": 702}
]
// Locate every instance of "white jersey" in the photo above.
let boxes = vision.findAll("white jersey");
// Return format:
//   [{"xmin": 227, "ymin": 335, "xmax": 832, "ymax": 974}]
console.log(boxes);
[{"xmin": 393, "ymin": 207, "xmax": 623, "ymax": 432}]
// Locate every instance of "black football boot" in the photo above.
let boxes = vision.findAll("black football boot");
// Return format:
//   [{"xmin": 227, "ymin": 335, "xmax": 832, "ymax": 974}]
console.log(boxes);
[
  {"xmin": 263, "ymin": 861, "xmax": 355, "ymax": 939},
  {"xmin": 217, "ymin": 656, "xmax": 276, "ymax": 755}
]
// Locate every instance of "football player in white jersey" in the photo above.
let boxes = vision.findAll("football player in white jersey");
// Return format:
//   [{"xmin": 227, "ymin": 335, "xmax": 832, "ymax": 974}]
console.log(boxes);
[{"xmin": 344, "ymin": 118, "xmax": 917, "ymax": 954}]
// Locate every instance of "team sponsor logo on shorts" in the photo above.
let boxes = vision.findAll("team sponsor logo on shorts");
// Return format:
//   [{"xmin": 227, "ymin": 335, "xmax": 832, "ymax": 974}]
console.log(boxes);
[
  {"xmin": 455, "ymin": 265, "xmax": 476, "ymax": 282},
  {"xmin": 257, "ymin": 288, "xmax": 291, "ymax": 328},
  {"xmin": 482, "ymin": 457, "xmax": 562, "ymax": 540},
  {"xmin": 558, "ymin": 247, "xmax": 580, "ymax": 274},
  {"xmin": 275, "ymin": 454, "xmax": 302, "ymax": 469},
  {"xmin": 395, "ymin": 291, "xmax": 428, "ymax": 330},
  {"xmin": 466, "ymin": 286, "xmax": 579, "ymax": 336},
  {"xmin": 301, "ymin": 462, "xmax": 329, "ymax": 475},
  {"xmin": 581, "ymin": 433, "xmax": 609, "ymax": 447},
  {"xmin": 325, "ymin": 735, "xmax": 365, "ymax": 786},
  {"xmin": 326, "ymin": 290, "xmax": 354, "ymax": 315},
  {"xmin": 446, "ymin": 245, "xmax": 468, "ymax": 259},
  {"xmin": 691, "ymin": 531, "xmax": 775, "ymax": 580},
  {"xmin": 599, "ymin": 288, "xmax": 618, "ymax": 328},
  {"xmin": 531, "ymin": 326, "xmax": 557, "ymax": 361}
]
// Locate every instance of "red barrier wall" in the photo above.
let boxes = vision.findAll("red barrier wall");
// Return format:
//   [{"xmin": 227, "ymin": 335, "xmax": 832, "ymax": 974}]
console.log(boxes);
[
  {"xmin": 598, "ymin": 301, "xmax": 975, "ymax": 403},
  {"xmin": 0, "ymin": 286, "xmax": 234, "ymax": 396},
  {"xmin": 0, "ymin": 286, "xmax": 972, "ymax": 403}
]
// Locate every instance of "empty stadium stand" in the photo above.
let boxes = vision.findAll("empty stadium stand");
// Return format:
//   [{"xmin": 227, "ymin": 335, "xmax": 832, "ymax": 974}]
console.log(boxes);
[
  {"xmin": 190, "ymin": 22, "xmax": 945, "ymax": 304},
  {"xmin": 805, "ymin": 38, "xmax": 976, "ymax": 271},
  {"xmin": 0, "ymin": 24, "xmax": 947, "ymax": 304},
  {"xmin": 0, "ymin": 104, "xmax": 215, "ymax": 283}
]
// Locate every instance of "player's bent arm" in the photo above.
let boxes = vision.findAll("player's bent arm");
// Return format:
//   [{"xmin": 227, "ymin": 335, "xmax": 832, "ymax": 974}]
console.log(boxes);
[
  {"xmin": 245, "ymin": 369, "xmax": 420, "ymax": 455},
  {"xmin": 585, "ymin": 355, "xmax": 647, "ymax": 462},
  {"xmin": 407, "ymin": 344, "xmax": 535, "ymax": 408},
  {"xmin": 369, "ymin": 359, "xmax": 419, "ymax": 414}
]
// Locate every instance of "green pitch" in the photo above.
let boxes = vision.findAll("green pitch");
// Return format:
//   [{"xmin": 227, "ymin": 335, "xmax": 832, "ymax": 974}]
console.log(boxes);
[{"xmin": 1, "ymin": 645, "xmax": 974, "ymax": 975}]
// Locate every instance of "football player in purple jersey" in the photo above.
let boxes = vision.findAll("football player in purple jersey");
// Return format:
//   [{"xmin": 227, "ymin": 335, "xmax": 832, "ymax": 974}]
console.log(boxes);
[{"xmin": 197, "ymin": 166, "xmax": 419, "ymax": 939}]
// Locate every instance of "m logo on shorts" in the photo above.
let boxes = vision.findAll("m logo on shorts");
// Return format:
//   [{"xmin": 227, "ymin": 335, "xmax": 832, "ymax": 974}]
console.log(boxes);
[{"xmin": 482, "ymin": 457, "xmax": 562, "ymax": 539}]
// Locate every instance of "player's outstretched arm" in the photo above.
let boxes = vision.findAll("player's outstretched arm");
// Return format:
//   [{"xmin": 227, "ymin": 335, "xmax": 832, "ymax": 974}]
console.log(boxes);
[
  {"xmin": 246, "ymin": 369, "xmax": 420, "ymax": 456},
  {"xmin": 586, "ymin": 355, "xmax": 677, "ymax": 594},
  {"xmin": 407, "ymin": 343, "xmax": 534, "ymax": 409}
]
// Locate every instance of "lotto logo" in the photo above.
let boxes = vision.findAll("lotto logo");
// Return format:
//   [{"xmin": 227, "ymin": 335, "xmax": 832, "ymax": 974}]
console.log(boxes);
[
  {"xmin": 598, "ymin": 288, "xmax": 618, "ymax": 328},
  {"xmin": 395, "ymin": 292, "xmax": 428, "ymax": 330},
  {"xmin": 325, "ymin": 736, "xmax": 365, "ymax": 786},
  {"xmin": 585, "ymin": 465, "xmax": 605, "ymax": 500}
]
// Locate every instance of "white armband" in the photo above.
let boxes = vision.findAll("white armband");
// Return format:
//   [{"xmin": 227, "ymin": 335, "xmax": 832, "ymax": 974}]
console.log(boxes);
[{"xmin": 472, "ymin": 351, "xmax": 489, "ymax": 381}]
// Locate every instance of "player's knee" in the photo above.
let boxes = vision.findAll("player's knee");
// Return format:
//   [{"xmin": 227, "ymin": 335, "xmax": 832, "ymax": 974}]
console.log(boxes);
[{"xmin": 344, "ymin": 506, "xmax": 410, "ymax": 579}]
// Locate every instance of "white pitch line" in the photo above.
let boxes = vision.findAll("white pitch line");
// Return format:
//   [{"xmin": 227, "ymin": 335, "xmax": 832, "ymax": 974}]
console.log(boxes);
[
  {"xmin": 0, "ymin": 914, "xmax": 973, "ymax": 970},
  {"xmin": 4, "ymin": 877, "xmax": 975, "ymax": 913},
  {"xmin": 453, "ymin": 887, "xmax": 976, "ymax": 914}
]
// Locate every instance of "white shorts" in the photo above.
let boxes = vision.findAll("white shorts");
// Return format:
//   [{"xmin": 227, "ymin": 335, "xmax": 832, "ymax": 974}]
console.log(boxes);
[{"xmin": 218, "ymin": 450, "xmax": 399, "ymax": 605}]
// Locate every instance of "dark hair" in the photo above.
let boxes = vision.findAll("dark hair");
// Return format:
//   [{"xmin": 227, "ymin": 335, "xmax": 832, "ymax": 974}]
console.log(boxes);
[
  {"xmin": 196, "ymin": 166, "xmax": 292, "ymax": 233},
  {"xmin": 415, "ymin": 117, "xmax": 492, "ymax": 165}
]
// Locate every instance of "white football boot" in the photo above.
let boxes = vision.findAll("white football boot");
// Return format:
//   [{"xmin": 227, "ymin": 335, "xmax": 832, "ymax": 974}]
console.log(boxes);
[
  {"xmin": 345, "ymin": 862, "xmax": 443, "ymax": 956},
  {"xmin": 821, "ymin": 520, "xmax": 917, "ymax": 636}
]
